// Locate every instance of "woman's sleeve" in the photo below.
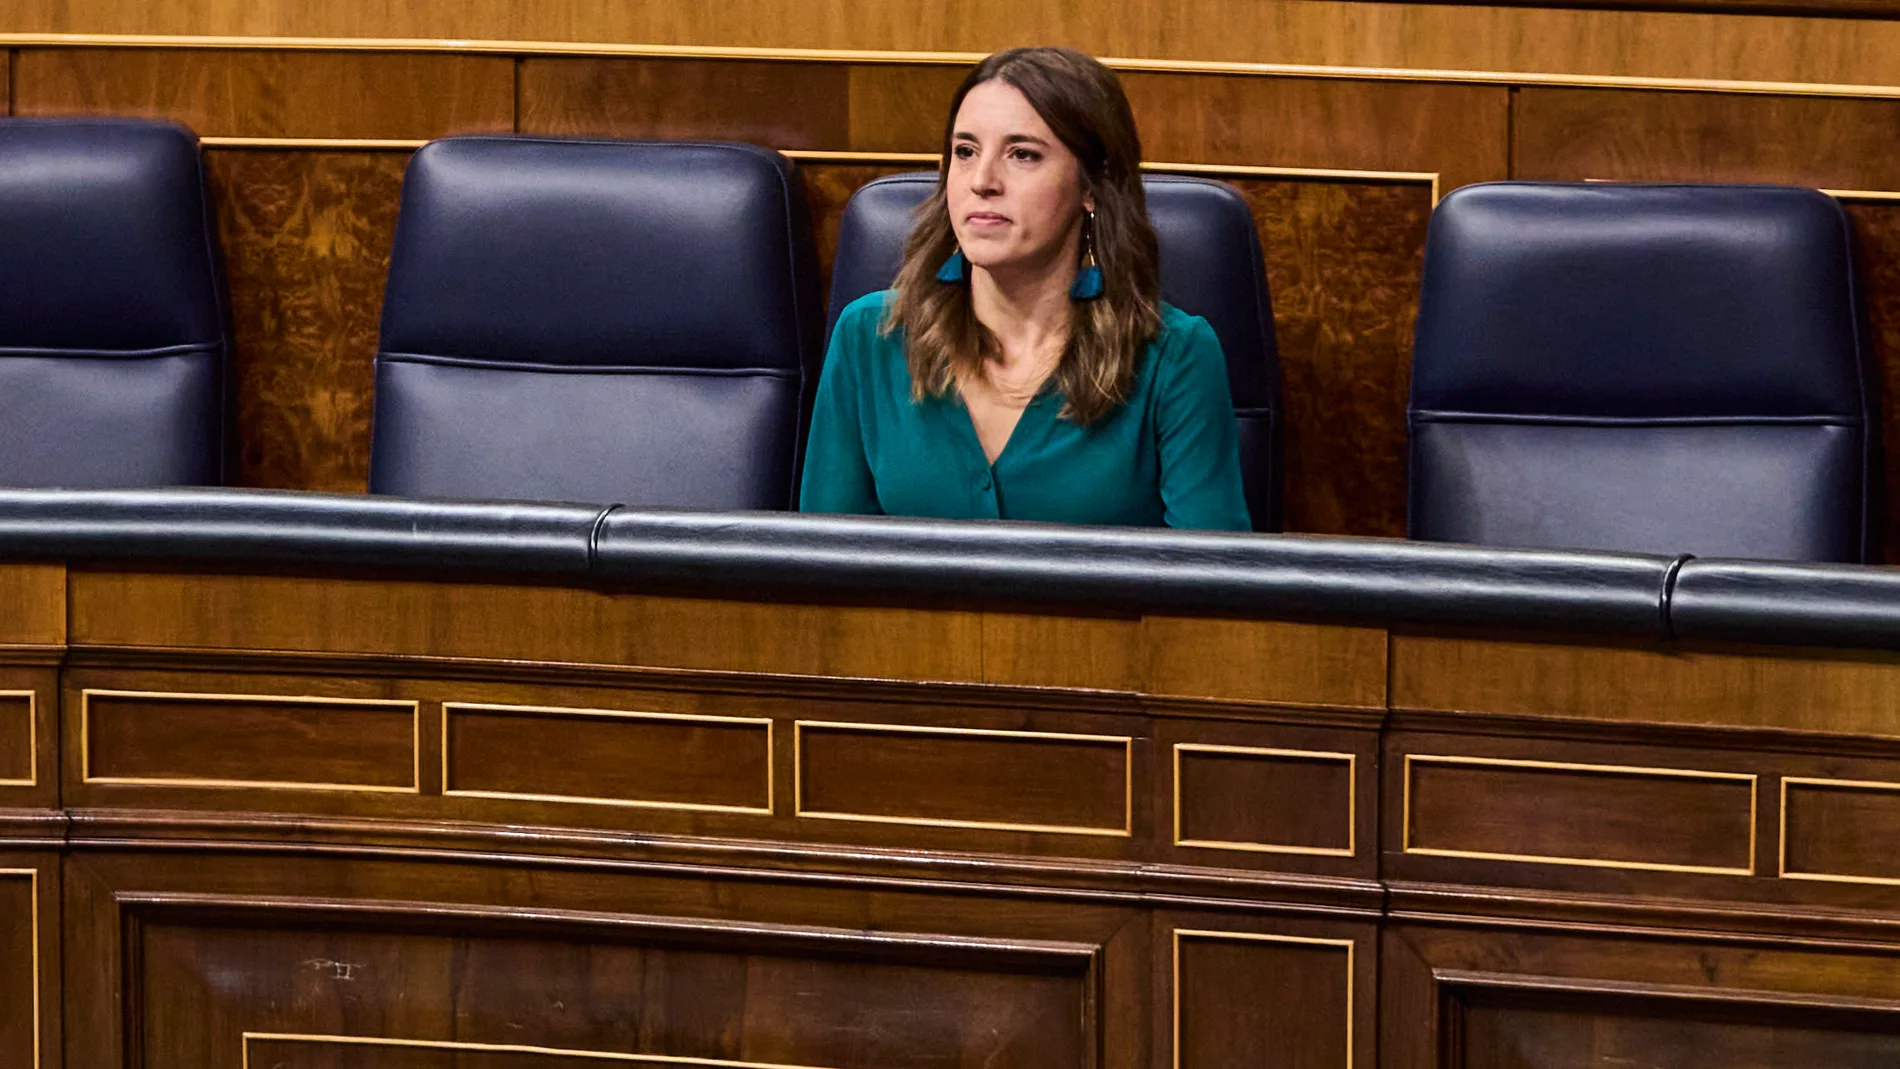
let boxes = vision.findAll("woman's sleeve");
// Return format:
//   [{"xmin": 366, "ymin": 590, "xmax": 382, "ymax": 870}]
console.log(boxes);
[
  {"xmin": 1154, "ymin": 317, "xmax": 1253, "ymax": 531},
  {"xmin": 798, "ymin": 308, "xmax": 884, "ymax": 516}
]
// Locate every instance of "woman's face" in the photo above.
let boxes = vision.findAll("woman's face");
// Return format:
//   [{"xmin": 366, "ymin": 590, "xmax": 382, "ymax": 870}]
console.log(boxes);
[{"xmin": 945, "ymin": 79, "xmax": 1092, "ymax": 278}]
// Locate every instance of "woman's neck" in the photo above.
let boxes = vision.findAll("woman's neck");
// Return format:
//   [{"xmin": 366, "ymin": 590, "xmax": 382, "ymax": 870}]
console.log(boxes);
[{"xmin": 969, "ymin": 246, "xmax": 1077, "ymax": 373}]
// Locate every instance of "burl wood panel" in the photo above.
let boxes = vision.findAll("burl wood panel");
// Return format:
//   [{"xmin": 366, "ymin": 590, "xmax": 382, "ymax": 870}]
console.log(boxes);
[
  {"xmin": 1234, "ymin": 178, "xmax": 1429, "ymax": 538},
  {"xmin": 796, "ymin": 720, "xmax": 1131, "ymax": 834},
  {"xmin": 518, "ymin": 57, "xmax": 849, "ymax": 146},
  {"xmin": 1781, "ymin": 778, "xmax": 1900, "ymax": 885},
  {"xmin": 1173, "ymin": 928, "xmax": 1355, "ymax": 1069},
  {"xmin": 1390, "ymin": 633, "xmax": 1900, "ymax": 736},
  {"xmin": 1401, "ymin": 753, "xmax": 1756, "ymax": 873},
  {"xmin": 10, "ymin": 49, "xmax": 513, "ymax": 139},
  {"xmin": 1847, "ymin": 201, "xmax": 1900, "ymax": 565},
  {"xmin": 204, "ymin": 150, "xmax": 405, "ymax": 492},
  {"xmin": 81, "ymin": 689, "xmax": 418, "ymax": 790},
  {"xmin": 0, "ymin": 692, "xmax": 33, "ymax": 785},
  {"xmin": 444, "ymin": 702, "xmax": 774, "ymax": 812},
  {"xmin": 0, "ymin": 564, "xmax": 65, "ymax": 647},
  {"xmin": 134, "ymin": 905, "xmax": 1093, "ymax": 1069},
  {"xmin": 0, "ymin": 868, "xmax": 35, "ymax": 1069},
  {"xmin": 1175, "ymin": 744, "xmax": 1354, "ymax": 855},
  {"xmin": 68, "ymin": 570, "xmax": 987, "ymax": 683}
]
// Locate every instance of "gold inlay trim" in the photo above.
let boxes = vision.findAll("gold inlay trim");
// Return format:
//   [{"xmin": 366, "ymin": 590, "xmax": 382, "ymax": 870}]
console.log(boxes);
[
  {"xmin": 1, "ymin": 868, "xmax": 40, "ymax": 1069},
  {"xmin": 1172, "ymin": 744, "xmax": 1356, "ymax": 857},
  {"xmin": 200, "ymin": 136, "xmax": 427, "ymax": 149},
  {"xmin": 1172, "ymin": 928, "xmax": 1354, "ymax": 1069},
  {"xmin": 442, "ymin": 701, "xmax": 774, "ymax": 814},
  {"xmin": 1779, "ymin": 776, "xmax": 1900, "ymax": 886},
  {"xmin": 9, "ymin": 34, "xmax": 1900, "ymax": 100},
  {"xmin": 1402, "ymin": 753, "xmax": 1758, "ymax": 876},
  {"xmin": 241, "ymin": 1032, "xmax": 838, "ymax": 1069},
  {"xmin": 79, "ymin": 688, "xmax": 422, "ymax": 793},
  {"xmin": 0, "ymin": 691, "xmax": 36, "ymax": 788},
  {"xmin": 1825, "ymin": 189, "xmax": 1900, "ymax": 202},
  {"xmin": 793, "ymin": 719, "xmax": 1134, "ymax": 837}
]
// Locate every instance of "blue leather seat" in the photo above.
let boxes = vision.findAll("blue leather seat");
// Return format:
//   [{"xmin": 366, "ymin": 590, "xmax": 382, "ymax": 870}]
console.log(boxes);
[
  {"xmin": 371, "ymin": 137, "xmax": 822, "ymax": 508},
  {"xmin": 0, "ymin": 117, "xmax": 229, "ymax": 487},
  {"xmin": 827, "ymin": 172, "xmax": 1282, "ymax": 530},
  {"xmin": 1409, "ymin": 182, "xmax": 1870, "ymax": 562}
]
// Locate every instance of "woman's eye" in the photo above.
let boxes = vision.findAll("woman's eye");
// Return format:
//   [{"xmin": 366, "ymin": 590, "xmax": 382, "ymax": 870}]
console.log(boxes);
[
  {"xmin": 1010, "ymin": 148, "xmax": 1041, "ymax": 162},
  {"xmin": 953, "ymin": 144, "xmax": 976, "ymax": 160}
]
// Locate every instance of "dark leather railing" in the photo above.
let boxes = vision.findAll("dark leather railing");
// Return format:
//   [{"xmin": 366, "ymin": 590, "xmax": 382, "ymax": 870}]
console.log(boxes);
[{"xmin": 1, "ymin": 486, "xmax": 1894, "ymax": 646}]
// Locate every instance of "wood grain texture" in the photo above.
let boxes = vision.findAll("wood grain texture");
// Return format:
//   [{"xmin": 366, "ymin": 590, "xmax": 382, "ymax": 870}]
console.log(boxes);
[
  {"xmin": 0, "ymin": 867, "xmax": 33, "ymax": 1069},
  {"xmin": 18, "ymin": 0, "xmax": 1900, "ymax": 93},
  {"xmin": 1847, "ymin": 201, "xmax": 1900, "ymax": 564},
  {"xmin": 1782, "ymin": 778, "xmax": 1900, "ymax": 884},
  {"xmin": 1, "ymin": 51, "xmax": 10, "ymax": 115},
  {"xmin": 1239, "ymin": 178, "xmax": 1429, "ymax": 538},
  {"xmin": 11, "ymin": 48, "xmax": 512, "ymax": 138},
  {"xmin": 0, "ymin": 565, "xmax": 65, "ymax": 647},
  {"xmin": 205, "ymin": 149, "xmax": 403, "ymax": 493},
  {"xmin": 801, "ymin": 161, "xmax": 929, "ymax": 307},
  {"xmin": 1124, "ymin": 74, "xmax": 1507, "ymax": 192},
  {"xmin": 0, "ymin": 694, "xmax": 32, "ymax": 785},
  {"xmin": 518, "ymin": 57, "xmax": 849, "ymax": 145},
  {"xmin": 846, "ymin": 64, "xmax": 965, "ymax": 152},
  {"xmin": 1143, "ymin": 616, "xmax": 1387, "ymax": 708}
]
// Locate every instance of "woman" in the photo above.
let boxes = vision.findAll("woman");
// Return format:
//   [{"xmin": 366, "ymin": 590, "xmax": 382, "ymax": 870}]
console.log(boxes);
[{"xmin": 800, "ymin": 46, "xmax": 1250, "ymax": 530}]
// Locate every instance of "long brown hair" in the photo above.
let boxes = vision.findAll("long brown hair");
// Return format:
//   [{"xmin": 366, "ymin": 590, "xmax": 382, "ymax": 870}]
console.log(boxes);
[{"xmin": 886, "ymin": 46, "xmax": 1160, "ymax": 425}]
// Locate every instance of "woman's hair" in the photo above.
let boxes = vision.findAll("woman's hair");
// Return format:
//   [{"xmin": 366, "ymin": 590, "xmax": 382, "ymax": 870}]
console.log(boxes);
[{"xmin": 886, "ymin": 46, "xmax": 1160, "ymax": 425}]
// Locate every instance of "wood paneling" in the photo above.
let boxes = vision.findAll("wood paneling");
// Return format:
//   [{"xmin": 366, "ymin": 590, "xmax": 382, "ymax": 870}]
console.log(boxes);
[
  {"xmin": 1173, "ymin": 927, "xmax": 1357, "ymax": 1069},
  {"xmin": 1143, "ymin": 617, "xmax": 1387, "ymax": 707},
  {"xmin": 518, "ymin": 57, "xmax": 849, "ymax": 145},
  {"xmin": 0, "ymin": 565, "xmax": 65, "ymax": 648},
  {"xmin": 1849, "ymin": 201, "xmax": 1900, "ymax": 564},
  {"xmin": 1175, "ymin": 744, "xmax": 1355, "ymax": 855},
  {"xmin": 205, "ymin": 149, "xmax": 403, "ymax": 492},
  {"xmin": 17, "ymin": 1, "xmax": 1900, "ymax": 93},
  {"xmin": 845, "ymin": 64, "xmax": 965, "ymax": 152},
  {"xmin": 795, "ymin": 720, "xmax": 1132, "ymax": 835},
  {"xmin": 801, "ymin": 161, "xmax": 929, "ymax": 304},
  {"xmin": 68, "ymin": 570, "xmax": 989, "ymax": 683},
  {"xmin": 1400, "ymin": 751, "xmax": 1756, "ymax": 873},
  {"xmin": 444, "ymin": 702, "xmax": 774, "ymax": 812},
  {"xmin": 0, "ymin": 693, "xmax": 33, "ymax": 785},
  {"xmin": 81, "ymin": 689, "xmax": 419, "ymax": 790},
  {"xmin": 1781, "ymin": 777, "xmax": 1900, "ymax": 885},
  {"xmin": 1, "ymin": 51, "xmax": 10, "ymax": 115},
  {"xmin": 11, "ymin": 49, "xmax": 512, "ymax": 138},
  {"xmin": 0, "ymin": 867, "xmax": 34, "ymax": 1069}
]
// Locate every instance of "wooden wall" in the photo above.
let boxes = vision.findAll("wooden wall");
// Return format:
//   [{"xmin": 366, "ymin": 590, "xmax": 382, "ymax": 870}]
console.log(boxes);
[{"xmin": 5, "ymin": 37, "xmax": 1900, "ymax": 551}]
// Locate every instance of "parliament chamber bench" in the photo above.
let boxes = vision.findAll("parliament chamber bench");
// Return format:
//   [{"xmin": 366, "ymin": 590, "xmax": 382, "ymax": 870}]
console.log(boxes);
[{"xmin": 4, "ymin": 490, "xmax": 1900, "ymax": 1068}]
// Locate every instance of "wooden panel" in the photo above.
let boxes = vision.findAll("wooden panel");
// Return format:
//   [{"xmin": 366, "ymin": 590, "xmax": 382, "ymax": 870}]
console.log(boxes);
[
  {"xmin": 518, "ymin": 57, "xmax": 849, "ymax": 145},
  {"xmin": 0, "ymin": 565, "xmax": 65, "ymax": 647},
  {"xmin": 11, "ymin": 49, "xmax": 512, "ymax": 138},
  {"xmin": 444, "ymin": 702, "xmax": 773, "ymax": 813},
  {"xmin": 0, "ymin": 868, "xmax": 35, "ymax": 1069},
  {"xmin": 1174, "ymin": 928, "xmax": 1355, "ymax": 1069},
  {"xmin": 1, "ymin": 51, "xmax": 9, "ymax": 114},
  {"xmin": 205, "ymin": 149, "xmax": 403, "ymax": 493},
  {"xmin": 1848, "ymin": 201, "xmax": 1900, "ymax": 565},
  {"xmin": 1124, "ymin": 74, "xmax": 1508, "ymax": 191},
  {"xmin": 795, "ymin": 720, "xmax": 1132, "ymax": 835},
  {"xmin": 1402, "ymin": 753, "xmax": 1757, "ymax": 874},
  {"xmin": 81, "ymin": 688, "xmax": 419, "ymax": 791},
  {"xmin": 1175, "ymin": 744, "xmax": 1354, "ymax": 856},
  {"xmin": 69, "ymin": 571, "xmax": 988, "ymax": 683},
  {"xmin": 1143, "ymin": 617, "xmax": 1386, "ymax": 707},
  {"xmin": 1782, "ymin": 777, "xmax": 1900, "ymax": 885},
  {"xmin": 801, "ymin": 161, "xmax": 929, "ymax": 305},
  {"xmin": 0, "ymin": 693, "xmax": 33, "ymax": 786},
  {"xmin": 1391, "ymin": 633, "xmax": 1900, "ymax": 735},
  {"xmin": 1235, "ymin": 177, "xmax": 1429, "ymax": 538},
  {"xmin": 846, "ymin": 64, "xmax": 966, "ymax": 152},
  {"xmin": 981, "ymin": 612, "xmax": 1140, "ymax": 691}
]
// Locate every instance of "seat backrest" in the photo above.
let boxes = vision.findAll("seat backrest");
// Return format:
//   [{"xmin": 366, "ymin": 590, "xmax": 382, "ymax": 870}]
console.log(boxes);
[
  {"xmin": 827, "ymin": 172, "xmax": 1282, "ymax": 530},
  {"xmin": 1409, "ymin": 182, "xmax": 1870, "ymax": 562},
  {"xmin": 371, "ymin": 136, "xmax": 822, "ymax": 509},
  {"xmin": 0, "ymin": 117, "xmax": 229, "ymax": 487}
]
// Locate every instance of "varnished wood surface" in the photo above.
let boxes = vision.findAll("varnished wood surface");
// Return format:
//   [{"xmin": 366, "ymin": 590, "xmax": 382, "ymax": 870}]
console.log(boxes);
[{"xmin": 16, "ymin": 1, "xmax": 1900, "ymax": 92}]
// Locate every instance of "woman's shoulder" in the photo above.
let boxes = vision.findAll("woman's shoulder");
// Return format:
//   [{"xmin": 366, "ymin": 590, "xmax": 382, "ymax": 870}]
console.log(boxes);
[
  {"xmin": 1147, "ymin": 301, "xmax": 1224, "ymax": 380},
  {"xmin": 834, "ymin": 289, "xmax": 897, "ymax": 337}
]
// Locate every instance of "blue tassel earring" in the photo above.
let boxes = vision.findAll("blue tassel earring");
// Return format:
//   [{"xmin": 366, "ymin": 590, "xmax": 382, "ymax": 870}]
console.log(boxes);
[
  {"xmin": 936, "ymin": 248, "xmax": 969, "ymax": 283},
  {"xmin": 1070, "ymin": 209, "xmax": 1104, "ymax": 300}
]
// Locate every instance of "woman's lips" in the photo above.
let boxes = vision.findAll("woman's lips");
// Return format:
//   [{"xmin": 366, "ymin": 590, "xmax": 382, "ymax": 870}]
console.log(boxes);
[{"xmin": 964, "ymin": 212, "xmax": 1011, "ymax": 228}]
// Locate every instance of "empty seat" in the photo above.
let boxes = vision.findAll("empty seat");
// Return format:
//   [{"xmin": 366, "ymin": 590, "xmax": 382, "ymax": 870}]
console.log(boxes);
[
  {"xmin": 1409, "ymin": 182, "xmax": 1870, "ymax": 562},
  {"xmin": 371, "ymin": 136, "xmax": 823, "ymax": 508},
  {"xmin": 0, "ymin": 117, "xmax": 229, "ymax": 487},
  {"xmin": 827, "ymin": 172, "xmax": 1282, "ymax": 530}
]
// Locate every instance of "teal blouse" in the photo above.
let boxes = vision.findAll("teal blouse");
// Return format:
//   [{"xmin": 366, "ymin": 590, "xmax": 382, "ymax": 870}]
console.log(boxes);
[{"xmin": 799, "ymin": 291, "xmax": 1251, "ymax": 530}]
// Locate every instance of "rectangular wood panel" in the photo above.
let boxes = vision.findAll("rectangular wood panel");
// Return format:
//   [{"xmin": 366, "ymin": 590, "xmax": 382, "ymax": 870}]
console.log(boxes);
[
  {"xmin": 1175, "ymin": 744, "xmax": 1354, "ymax": 856},
  {"xmin": 81, "ymin": 689, "xmax": 419, "ymax": 792},
  {"xmin": 796, "ymin": 721, "xmax": 1132, "ymax": 835},
  {"xmin": 0, "ymin": 693, "xmax": 34, "ymax": 786},
  {"xmin": 1403, "ymin": 754, "xmax": 1756, "ymax": 874},
  {"xmin": 845, "ymin": 64, "xmax": 966, "ymax": 152},
  {"xmin": 12, "ymin": 49, "xmax": 512, "ymax": 139},
  {"xmin": 1175, "ymin": 929, "xmax": 1354, "ymax": 1069},
  {"xmin": 1144, "ymin": 616, "xmax": 1386, "ymax": 707},
  {"xmin": 518, "ymin": 57, "xmax": 849, "ymax": 146},
  {"xmin": 0, "ymin": 870, "xmax": 35, "ymax": 1069},
  {"xmin": 1782, "ymin": 777, "xmax": 1900, "ymax": 886},
  {"xmin": 0, "ymin": 565, "xmax": 64, "ymax": 647},
  {"xmin": 245, "ymin": 1034, "xmax": 840, "ymax": 1068},
  {"xmin": 444, "ymin": 702, "xmax": 773, "ymax": 813}
]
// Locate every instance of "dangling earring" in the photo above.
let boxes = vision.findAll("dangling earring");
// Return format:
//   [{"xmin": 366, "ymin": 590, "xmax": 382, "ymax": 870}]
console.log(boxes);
[
  {"xmin": 1071, "ymin": 209, "xmax": 1104, "ymax": 300},
  {"xmin": 936, "ymin": 247, "xmax": 969, "ymax": 283}
]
